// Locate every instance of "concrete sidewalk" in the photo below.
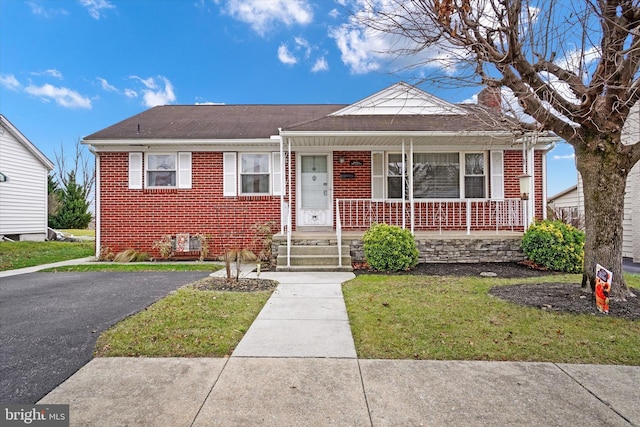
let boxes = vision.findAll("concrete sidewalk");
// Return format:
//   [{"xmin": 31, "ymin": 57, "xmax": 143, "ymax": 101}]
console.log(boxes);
[
  {"xmin": 39, "ymin": 358, "xmax": 639, "ymax": 426},
  {"xmin": 36, "ymin": 271, "xmax": 640, "ymax": 426},
  {"xmin": 0, "ymin": 256, "xmax": 95, "ymax": 278}
]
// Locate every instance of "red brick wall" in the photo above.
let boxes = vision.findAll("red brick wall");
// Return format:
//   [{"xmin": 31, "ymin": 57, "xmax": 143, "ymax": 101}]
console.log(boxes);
[
  {"xmin": 99, "ymin": 152, "xmax": 282, "ymax": 258},
  {"xmin": 99, "ymin": 149, "xmax": 544, "ymax": 256}
]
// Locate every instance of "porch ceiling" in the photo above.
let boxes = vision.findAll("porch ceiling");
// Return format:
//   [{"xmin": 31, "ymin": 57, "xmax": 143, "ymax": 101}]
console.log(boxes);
[{"xmin": 284, "ymin": 133, "xmax": 521, "ymax": 149}]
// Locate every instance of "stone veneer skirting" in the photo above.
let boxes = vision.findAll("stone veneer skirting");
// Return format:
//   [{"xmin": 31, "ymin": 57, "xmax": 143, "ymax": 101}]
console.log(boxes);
[{"xmin": 272, "ymin": 235, "xmax": 525, "ymax": 264}]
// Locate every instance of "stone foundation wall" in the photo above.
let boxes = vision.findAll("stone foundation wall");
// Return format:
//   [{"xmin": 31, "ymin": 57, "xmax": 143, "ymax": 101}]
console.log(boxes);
[{"xmin": 347, "ymin": 237, "xmax": 525, "ymax": 264}]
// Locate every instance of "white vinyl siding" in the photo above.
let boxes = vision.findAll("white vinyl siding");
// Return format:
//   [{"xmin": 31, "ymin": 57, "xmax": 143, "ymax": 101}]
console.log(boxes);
[
  {"xmin": 128, "ymin": 152, "xmax": 143, "ymax": 189},
  {"xmin": 223, "ymin": 152, "xmax": 237, "ymax": 197},
  {"xmin": 0, "ymin": 125, "xmax": 50, "ymax": 236},
  {"xmin": 490, "ymin": 151, "xmax": 504, "ymax": 199}
]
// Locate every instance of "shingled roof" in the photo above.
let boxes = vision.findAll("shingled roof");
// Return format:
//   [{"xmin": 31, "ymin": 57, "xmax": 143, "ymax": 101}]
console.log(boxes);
[
  {"xmin": 281, "ymin": 105, "xmax": 518, "ymax": 133},
  {"xmin": 84, "ymin": 104, "xmax": 346, "ymax": 140}
]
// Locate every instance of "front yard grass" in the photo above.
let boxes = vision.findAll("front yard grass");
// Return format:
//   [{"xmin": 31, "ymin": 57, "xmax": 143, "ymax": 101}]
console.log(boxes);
[
  {"xmin": 0, "ymin": 241, "xmax": 94, "ymax": 271},
  {"xmin": 343, "ymin": 273, "xmax": 640, "ymax": 365},
  {"xmin": 95, "ymin": 287, "xmax": 272, "ymax": 357}
]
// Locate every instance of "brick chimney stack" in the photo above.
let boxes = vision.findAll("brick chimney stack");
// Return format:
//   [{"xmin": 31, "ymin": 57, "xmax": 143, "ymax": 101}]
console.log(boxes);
[{"xmin": 477, "ymin": 85, "xmax": 502, "ymax": 112}]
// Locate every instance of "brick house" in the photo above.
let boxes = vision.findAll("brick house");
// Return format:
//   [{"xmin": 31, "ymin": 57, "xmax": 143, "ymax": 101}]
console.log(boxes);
[{"xmin": 83, "ymin": 83, "xmax": 557, "ymax": 270}]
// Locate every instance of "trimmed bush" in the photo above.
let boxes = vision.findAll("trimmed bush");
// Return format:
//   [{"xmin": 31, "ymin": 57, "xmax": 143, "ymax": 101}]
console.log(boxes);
[
  {"xmin": 522, "ymin": 220, "xmax": 584, "ymax": 273},
  {"xmin": 363, "ymin": 223, "xmax": 419, "ymax": 272}
]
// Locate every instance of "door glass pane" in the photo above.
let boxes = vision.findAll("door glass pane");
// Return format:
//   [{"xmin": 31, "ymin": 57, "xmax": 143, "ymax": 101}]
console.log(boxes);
[{"xmin": 301, "ymin": 156, "xmax": 328, "ymax": 209}]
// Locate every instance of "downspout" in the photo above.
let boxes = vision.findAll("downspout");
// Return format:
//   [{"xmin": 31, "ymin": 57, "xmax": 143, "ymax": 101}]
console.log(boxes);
[{"xmin": 90, "ymin": 146, "xmax": 100, "ymax": 258}]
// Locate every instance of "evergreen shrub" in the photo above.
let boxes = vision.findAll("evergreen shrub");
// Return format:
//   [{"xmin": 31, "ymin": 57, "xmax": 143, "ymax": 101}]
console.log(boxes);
[
  {"xmin": 522, "ymin": 219, "xmax": 584, "ymax": 273},
  {"xmin": 363, "ymin": 223, "xmax": 418, "ymax": 272}
]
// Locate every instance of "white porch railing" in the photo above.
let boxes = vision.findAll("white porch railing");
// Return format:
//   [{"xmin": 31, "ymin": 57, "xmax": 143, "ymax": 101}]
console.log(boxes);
[
  {"xmin": 283, "ymin": 202, "xmax": 292, "ymax": 267},
  {"xmin": 335, "ymin": 199, "xmax": 525, "ymax": 234}
]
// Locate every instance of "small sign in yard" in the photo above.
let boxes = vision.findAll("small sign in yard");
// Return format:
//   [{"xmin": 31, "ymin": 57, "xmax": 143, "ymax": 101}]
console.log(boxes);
[{"xmin": 595, "ymin": 264, "xmax": 612, "ymax": 314}]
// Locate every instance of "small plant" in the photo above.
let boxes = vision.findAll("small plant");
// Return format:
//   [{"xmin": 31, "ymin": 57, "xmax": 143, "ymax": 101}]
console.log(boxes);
[
  {"xmin": 195, "ymin": 233, "xmax": 210, "ymax": 261},
  {"xmin": 363, "ymin": 223, "xmax": 418, "ymax": 272},
  {"xmin": 522, "ymin": 219, "xmax": 584, "ymax": 273},
  {"xmin": 251, "ymin": 221, "xmax": 277, "ymax": 262},
  {"xmin": 113, "ymin": 249, "xmax": 151, "ymax": 263},
  {"xmin": 152, "ymin": 235, "xmax": 173, "ymax": 259},
  {"xmin": 221, "ymin": 247, "xmax": 258, "ymax": 282},
  {"xmin": 97, "ymin": 246, "xmax": 115, "ymax": 261}
]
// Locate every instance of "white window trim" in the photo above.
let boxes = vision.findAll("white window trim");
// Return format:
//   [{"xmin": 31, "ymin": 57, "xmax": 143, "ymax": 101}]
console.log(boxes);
[
  {"xmin": 490, "ymin": 150, "xmax": 505, "ymax": 199},
  {"xmin": 224, "ymin": 152, "xmax": 281, "ymax": 197},
  {"xmin": 461, "ymin": 152, "xmax": 488, "ymax": 199},
  {"xmin": 143, "ymin": 152, "xmax": 192, "ymax": 189},
  {"xmin": 239, "ymin": 152, "xmax": 271, "ymax": 195},
  {"xmin": 382, "ymin": 151, "xmax": 496, "ymax": 200}
]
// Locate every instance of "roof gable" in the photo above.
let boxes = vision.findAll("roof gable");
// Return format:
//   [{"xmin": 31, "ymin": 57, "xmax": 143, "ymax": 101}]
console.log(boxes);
[
  {"xmin": 330, "ymin": 82, "xmax": 468, "ymax": 116},
  {"xmin": 0, "ymin": 115, "xmax": 54, "ymax": 170}
]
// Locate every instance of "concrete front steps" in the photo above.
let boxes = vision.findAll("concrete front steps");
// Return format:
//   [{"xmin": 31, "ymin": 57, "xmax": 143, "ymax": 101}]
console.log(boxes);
[{"xmin": 276, "ymin": 244, "xmax": 353, "ymax": 272}]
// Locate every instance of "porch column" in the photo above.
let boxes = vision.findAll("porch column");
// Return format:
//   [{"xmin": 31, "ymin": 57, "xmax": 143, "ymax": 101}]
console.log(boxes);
[
  {"xmin": 402, "ymin": 139, "xmax": 406, "ymax": 229},
  {"xmin": 522, "ymin": 135, "xmax": 535, "ymax": 228},
  {"xmin": 409, "ymin": 138, "xmax": 414, "ymax": 233},
  {"xmin": 279, "ymin": 132, "xmax": 284, "ymax": 234}
]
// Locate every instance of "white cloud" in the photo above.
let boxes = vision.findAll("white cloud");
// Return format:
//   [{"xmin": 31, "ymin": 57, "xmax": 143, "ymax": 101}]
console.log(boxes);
[
  {"xmin": 553, "ymin": 154, "xmax": 576, "ymax": 160},
  {"xmin": 130, "ymin": 75, "xmax": 176, "ymax": 107},
  {"xmin": 329, "ymin": 8, "xmax": 340, "ymax": 19},
  {"xmin": 28, "ymin": 2, "xmax": 69, "ymax": 18},
  {"xmin": 24, "ymin": 83, "xmax": 92, "ymax": 109},
  {"xmin": 0, "ymin": 74, "xmax": 21, "ymax": 91},
  {"xmin": 79, "ymin": 0, "xmax": 115, "ymax": 20},
  {"xmin": 223, "ymin": 0, "xmax": 313, "ymax": 36},
  {"xmin": 32, "ymin": 69, "xmax": 63, "ymax": 79},
  {"xmin": 277, "ymin": 44, "xmax": 298, "ymax": 65},
  {"xmin": 124, "ymin": 88, "xmax": 138, "ymax": 98},
  {"xmin": 97, "ymin": 77, "xmax": 117, "ymax": 92},
  {"xmin": 294, "ymin": 36, "xmax": 312, "ymax": 58},
  {"xmin": 311, "ymin": 57, "xmax": 329, "ymax": 72}
]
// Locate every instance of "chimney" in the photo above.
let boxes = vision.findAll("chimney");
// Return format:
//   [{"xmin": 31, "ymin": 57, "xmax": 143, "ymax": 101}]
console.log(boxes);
[{"xmin": 478, "ymin": 85, "xmax": 502, "ymax": 112}]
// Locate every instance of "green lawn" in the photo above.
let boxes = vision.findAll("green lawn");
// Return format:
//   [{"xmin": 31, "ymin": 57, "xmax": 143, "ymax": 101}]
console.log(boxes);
[
  {"xmin": 343, "ymin": 273, "xmax": 640, "ymax": 365},
  {"xmin": 95, "ymin": 287, "xmax": 272, "ymax": 357},
  {"xmin": 59, "ymin": 229, "xmax": 96, "ymax": 238},
  {"xmin": 0, "ymin": 241, "xmax": 94, "ymax": 271}
]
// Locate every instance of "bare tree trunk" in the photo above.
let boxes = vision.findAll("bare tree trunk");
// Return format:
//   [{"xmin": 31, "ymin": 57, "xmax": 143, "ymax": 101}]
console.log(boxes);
[{"xmin": 576, "ymin": 136, "xmax": 632, "ymax": 300}]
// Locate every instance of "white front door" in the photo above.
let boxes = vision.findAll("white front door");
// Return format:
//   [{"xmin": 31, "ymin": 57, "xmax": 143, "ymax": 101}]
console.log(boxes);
[{"xmin": 298, "ymin": 154, "xmax": 332, "ymax": 227}]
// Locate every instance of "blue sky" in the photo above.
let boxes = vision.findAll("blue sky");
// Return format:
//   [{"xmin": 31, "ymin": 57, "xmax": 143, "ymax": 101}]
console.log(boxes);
[{"xmin": 0, "ymin": 0, "xmax": 577, "ymax": 197}]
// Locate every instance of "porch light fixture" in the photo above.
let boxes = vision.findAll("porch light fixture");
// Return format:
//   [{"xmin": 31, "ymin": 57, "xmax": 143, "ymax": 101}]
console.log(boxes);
[{"xmin": 519, "ymin": 174, "xmax": 532, "ymax": 200}]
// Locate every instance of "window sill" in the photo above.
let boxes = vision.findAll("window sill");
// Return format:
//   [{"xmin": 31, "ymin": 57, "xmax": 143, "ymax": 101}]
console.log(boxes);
[
  {"xmin": 237, "ymin": 194, "xmax": 275, "ymax": 201},
  {"xmin": 144, "ymin": 188, "xmax": 179, "ymax": 194}
]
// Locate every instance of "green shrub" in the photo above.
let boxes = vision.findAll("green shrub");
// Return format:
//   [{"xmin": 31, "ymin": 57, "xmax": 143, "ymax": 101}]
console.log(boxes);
[
  {"xmin": 363, "ymin": 223, "xmax": 419, "ymax": 272},
  {"xmin": 521, "ymin": 220, "xmax": 584, "ymax": 273}
]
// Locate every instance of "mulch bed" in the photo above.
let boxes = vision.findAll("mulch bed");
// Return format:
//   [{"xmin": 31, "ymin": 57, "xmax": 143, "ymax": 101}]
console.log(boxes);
[{"xmin": 191, "ymin": 277, "xmax": 278, "ymax": 292}]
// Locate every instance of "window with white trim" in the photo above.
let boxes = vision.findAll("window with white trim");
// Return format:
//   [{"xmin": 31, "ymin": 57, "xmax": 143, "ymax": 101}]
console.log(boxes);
[
  {"xmin": 379, "ymin": 152, "xmax": 494, "ymax": 199},
  {"xmin": 463, "ymin": 152, "xmax": 486, "ymax": 198},
  {"xmin": 128, "ymin": 152, "xmax": 192, "ymax": 189},
  {"xmin": 240, "ymin": 153, "xmax": 270, "ymax": 194},
  {"xmin": 223, "ymin": 152, "xmax": 282, "ymax": 197}
]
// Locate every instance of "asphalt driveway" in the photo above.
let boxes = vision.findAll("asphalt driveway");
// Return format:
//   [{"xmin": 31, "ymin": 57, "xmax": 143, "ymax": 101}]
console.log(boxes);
[{"xmin": 0, "ymin": 271, "xmax": 210, "ymax": 403}]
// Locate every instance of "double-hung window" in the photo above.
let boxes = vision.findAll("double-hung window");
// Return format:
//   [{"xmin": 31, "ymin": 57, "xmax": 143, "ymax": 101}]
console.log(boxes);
[
  {"xmin": 147, "ymin": 154, "xmax": 177, "ymax": 187},
  {"xmin": 413, "ymin": 153, "xmax": 460, "ymax": 198},
  {"xmin": 128, "ymin": 152, "xmax": 192, "ymax": 189},
  {"xmin": 240, "ymin": 153, "xmax": 270, "ymax": 194},
  {"xmin": 463, "ymin": 153, "xmax": 486, "ymax": 198},
  {"xmin": 223, "ymin": 152, "xmax": 282, "ymax": 197}
]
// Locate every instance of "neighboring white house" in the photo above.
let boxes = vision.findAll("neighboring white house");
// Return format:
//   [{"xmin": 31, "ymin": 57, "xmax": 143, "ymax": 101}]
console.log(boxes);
[
  {"xmin": 547, "ymin": 184, "xmax": 582, "ymax": 224},
  {"xmin": 0, "ymin": 114, "xmax": 54, "ymax": 241}
]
